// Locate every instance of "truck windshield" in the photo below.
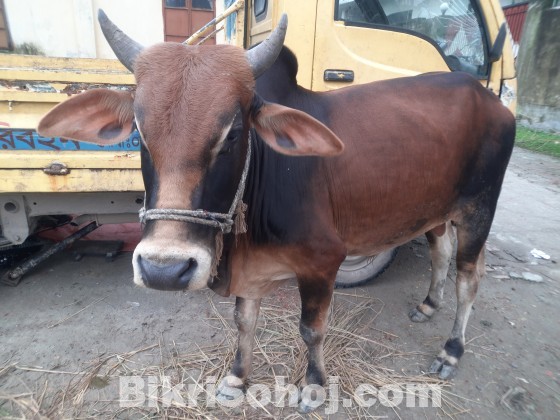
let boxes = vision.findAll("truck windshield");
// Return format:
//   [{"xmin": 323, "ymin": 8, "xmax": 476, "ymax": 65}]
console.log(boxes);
[{"xmin": 335, "ymin": 0, "xmax": 488, "ymax": 77}]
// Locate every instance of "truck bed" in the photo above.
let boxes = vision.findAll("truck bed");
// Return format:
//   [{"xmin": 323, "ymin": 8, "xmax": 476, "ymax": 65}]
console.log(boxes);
[{"xmin": 0, "ymin": 54, "xmax": 143, "ymax": 246}]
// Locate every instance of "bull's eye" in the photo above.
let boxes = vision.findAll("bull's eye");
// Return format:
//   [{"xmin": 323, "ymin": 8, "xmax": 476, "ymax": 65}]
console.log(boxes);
[
  {"xmin": 226, "ymin": 130, "xmax": 240, "ymax": 142},
  {"xmin": 218, "ymin": 129, "xmax": 240, "ymax": 156}
]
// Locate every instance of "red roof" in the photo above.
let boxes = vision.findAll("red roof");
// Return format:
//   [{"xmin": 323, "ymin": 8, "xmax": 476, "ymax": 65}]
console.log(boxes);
[{"xmin": 503, "ymin": 2, "xmax": 529, "ymax": 43}]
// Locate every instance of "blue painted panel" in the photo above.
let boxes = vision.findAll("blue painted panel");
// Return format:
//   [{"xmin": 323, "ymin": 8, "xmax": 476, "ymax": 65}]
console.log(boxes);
[
  {"xmin": 0, "ymin": 128, "xmax": 141, "ymax": 151},
  {"xmin": 225, "ymin": 0, "xmax": 237, "ymax": 41}
]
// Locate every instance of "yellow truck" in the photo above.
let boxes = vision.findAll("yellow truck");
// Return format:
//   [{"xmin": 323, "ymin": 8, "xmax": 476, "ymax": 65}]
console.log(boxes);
[{"xmin": 0, "ymin": 0, "xmax": 516, "ymax": 285}]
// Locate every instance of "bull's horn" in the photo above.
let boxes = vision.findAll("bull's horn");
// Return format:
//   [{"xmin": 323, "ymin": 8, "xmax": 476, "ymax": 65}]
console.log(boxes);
[
  {"xmin": 245, "ymin": 14, "xmax": 288, "ymax": 78},
  {"xmin": 98, "ymin": 9, "xmax": 144, "ymax": 73}
]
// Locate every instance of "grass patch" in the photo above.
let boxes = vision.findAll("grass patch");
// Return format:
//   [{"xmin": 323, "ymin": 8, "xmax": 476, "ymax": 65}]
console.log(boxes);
[{"xmin": 516, "ymin": 126, "xmax": 560, "ymax": 158}]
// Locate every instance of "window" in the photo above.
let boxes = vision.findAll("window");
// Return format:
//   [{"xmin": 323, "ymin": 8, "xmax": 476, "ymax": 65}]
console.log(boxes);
[
  {"xmin": 164, "ymin": 0, "xmax": 212, "ymax": 10},
  {"xmin": 165, "ymin": 0, "xmax": 186, "ymax": 7},
  {"xmin": 335, "ymin": 0, "xmax": 488, "ymax": 76},
  {"xmin": 163, "ymin": 0, "xmax": 215, "ymax": 44},
  {"xmin": 255, "ymin": 0, "xmax": 268, "ymax": 21},
  {"xmin": 192, "ymin": 0, "xmax": 212, "ymax": 10}
]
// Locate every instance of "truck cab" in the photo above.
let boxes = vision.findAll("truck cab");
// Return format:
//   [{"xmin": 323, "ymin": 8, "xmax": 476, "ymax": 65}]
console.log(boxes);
[{"xmin": 245, "ymin": 0, "xmax": 516, "ymax": 109}]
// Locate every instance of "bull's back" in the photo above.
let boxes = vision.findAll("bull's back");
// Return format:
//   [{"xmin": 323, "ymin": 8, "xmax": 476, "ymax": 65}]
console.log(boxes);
[{"xmin": 321, "ymin": 72, "xmax": 515, "ymax": 254}]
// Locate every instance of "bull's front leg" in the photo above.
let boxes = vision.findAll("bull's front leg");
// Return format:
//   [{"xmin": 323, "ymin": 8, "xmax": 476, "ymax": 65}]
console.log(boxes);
[
  {"xmin": 217, "ymin": 297, "xmax": 261, "ymax": 401},
  {"xmin": 297, "ymin": 277, "xmax": 335, "ymax": 413}
]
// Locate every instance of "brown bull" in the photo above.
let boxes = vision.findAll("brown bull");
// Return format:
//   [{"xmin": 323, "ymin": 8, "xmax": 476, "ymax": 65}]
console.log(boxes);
[{"xmin": 39, "ymin": 11, "xmax": 515, "ymax": 413}]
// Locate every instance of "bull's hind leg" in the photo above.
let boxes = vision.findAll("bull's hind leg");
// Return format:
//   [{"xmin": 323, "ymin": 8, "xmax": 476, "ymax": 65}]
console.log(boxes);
[
  {"xmin": 409, "ymin": 222, "xmax": 456, "ymax": 322},
  {"xmin": 430, "ymin": 219, "xmax": 489, "ymax": 380},
  {"xmin": 217, "ymin": 297, "xmax": 261, "ymax": 400}
]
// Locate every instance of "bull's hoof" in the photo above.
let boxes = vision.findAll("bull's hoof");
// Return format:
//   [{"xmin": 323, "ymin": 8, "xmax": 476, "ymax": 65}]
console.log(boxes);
[
  {"xmin": 409, "ymin": 307, "xmax": 431, "ymax": 323},
  {"xmin": 430, "ymin": 338, "xmax": 463, "ymax": 379},
  {"xmin": 216, "ymin": 375, "xmax": 245, "ymax": 405},
  {"xmin": 298, "ymin": 400, "xmax": 316, "ymax": 414},
  {"xmin": 298, "ymin": 389, "xmax": 320, "ymax": 414},
  {"xmin": 297, "ymin": 380, "xmax": 321, "ymax": 414},
  {"xmin": 429, "ymin": 357, "xmax": 458, "ymax": 380}
]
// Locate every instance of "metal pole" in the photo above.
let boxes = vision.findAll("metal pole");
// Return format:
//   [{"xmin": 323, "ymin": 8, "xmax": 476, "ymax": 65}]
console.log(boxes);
[
  {"xmin": 184, "ymin": 0, "xmax": 244, "ymax": 45},
  {"xmin": 1, "ymin": 221, "xmax": 99, "ymax": 286},
  {"xmin": 196, "ymin": 25, "xmax": 225, "ymax": 45}
]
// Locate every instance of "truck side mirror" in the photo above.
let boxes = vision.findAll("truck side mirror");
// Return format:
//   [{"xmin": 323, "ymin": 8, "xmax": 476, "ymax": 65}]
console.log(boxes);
[{"xmin": 489, "ymin": 23, "xmax": 507, "ymax": 63}]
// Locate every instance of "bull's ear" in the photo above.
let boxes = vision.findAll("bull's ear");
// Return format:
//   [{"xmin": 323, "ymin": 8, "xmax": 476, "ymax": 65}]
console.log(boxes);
[
  {"xmin": 38, "ymin": 89, "xmax": 134, "ymax": 145},
  {"xmin": 252, "ymin": 102, "xmax": 344, "ymax": 156}
]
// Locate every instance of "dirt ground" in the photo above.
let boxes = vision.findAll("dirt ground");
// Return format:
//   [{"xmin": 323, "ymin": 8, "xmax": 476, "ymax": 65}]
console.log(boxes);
[{"xmin": 1, "ymin": 147, "xmax": 559, "ymax": 419}]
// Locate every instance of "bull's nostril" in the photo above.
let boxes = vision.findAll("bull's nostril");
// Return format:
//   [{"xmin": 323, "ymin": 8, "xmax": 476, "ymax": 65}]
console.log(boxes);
[
  {"xmin": 138, "ymin": 255, "xmax": 198, "ymax": 290},
  {"xmin": 177, "ymin": 258, "xmax": 197, "ymax": 288}
]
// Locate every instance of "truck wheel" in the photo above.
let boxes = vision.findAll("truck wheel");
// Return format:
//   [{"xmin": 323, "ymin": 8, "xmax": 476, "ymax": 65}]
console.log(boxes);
[{"xmin": 335, "ymin": 248, "xmax": 398, "ymax": 288}]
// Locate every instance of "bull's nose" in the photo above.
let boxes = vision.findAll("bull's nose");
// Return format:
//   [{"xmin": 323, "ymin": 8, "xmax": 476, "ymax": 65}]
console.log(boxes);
[{"xmin": 138, "ymin": 256, "xmax": 198, "ymax": 290}]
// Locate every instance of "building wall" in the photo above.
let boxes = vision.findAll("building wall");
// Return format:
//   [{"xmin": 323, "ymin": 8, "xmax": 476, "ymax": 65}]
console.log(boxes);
[
  {"xmin": 92, "ymin": 0, "xmax": 164, "ymax": 58},
  {"xmin": 4, "ymin": 0, "xmax": 164, "ymax": 58},
  {"xmin": 517, "ymin": 1, "xmax": 560, "ymax": 132},
  {"xmin": 216, "ymin": 1, "xmax": 225, "ymax": 44}
]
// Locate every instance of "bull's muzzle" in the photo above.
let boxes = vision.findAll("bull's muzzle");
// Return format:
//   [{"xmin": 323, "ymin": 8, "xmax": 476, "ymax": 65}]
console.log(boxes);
[
  {"xmin": 132, "ymin": 242, "xmax": 212, "ymax": 291},
  {"xmin": 137, "ymin": 255, "xmax": 197, "ymax": 290}
]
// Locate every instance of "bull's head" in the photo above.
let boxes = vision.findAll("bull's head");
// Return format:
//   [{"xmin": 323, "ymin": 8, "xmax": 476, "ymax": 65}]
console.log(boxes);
[{"xmin": 38, "ymin": 10, "xmax": 343, "ymax": 291}]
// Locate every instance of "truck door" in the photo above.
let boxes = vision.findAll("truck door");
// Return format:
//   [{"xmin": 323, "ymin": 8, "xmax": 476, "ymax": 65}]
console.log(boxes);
[{"xmin": 313, "ymin": 0, "xmax": 492, "ymax": 91}]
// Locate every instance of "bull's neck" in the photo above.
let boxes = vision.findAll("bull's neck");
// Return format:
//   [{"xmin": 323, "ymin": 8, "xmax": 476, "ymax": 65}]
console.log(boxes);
[{"xmin": 241, "ymin": 132, "xmax": 320, "ymax": 246}]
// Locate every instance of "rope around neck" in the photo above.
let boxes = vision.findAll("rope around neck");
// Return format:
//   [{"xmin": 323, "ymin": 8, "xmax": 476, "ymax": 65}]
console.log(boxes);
[{"xmin": 138, "ymin": 132, "xmax": 252, "ymax": 235}]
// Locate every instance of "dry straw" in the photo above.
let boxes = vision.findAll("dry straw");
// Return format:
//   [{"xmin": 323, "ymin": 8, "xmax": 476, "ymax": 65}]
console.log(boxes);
[{"xmin": 1, "ymin": 291, "xmax": 468, "ymax": 418}]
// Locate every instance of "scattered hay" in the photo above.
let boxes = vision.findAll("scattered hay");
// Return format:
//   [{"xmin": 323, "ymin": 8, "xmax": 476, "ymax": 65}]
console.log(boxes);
[{"xmin": 1, "ymin": 292, "xmax": 468, "ymax": 418}]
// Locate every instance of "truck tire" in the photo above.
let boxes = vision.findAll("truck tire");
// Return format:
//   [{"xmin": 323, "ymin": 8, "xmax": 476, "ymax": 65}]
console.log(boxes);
[{"xmin": 335, "ymin": 248, "xmax": 398, "ymax": 288}]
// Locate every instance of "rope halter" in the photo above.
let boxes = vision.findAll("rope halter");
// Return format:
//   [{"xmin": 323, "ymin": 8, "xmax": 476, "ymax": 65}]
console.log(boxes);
[{"xmin": 138, "ymin": 132, "xmax": 252, "ymax": 235}]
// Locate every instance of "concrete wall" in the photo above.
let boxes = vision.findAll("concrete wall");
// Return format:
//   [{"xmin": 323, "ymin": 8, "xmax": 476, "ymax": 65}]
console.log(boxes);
[
  {"xmin": 4, "ymin": 0, "xmax": 164, "ymax": 58},
  {"xmin": 517, "ymin": 1, "xmax": 560, "ymax": 132},
  {"xmin": 92, "ymin": 0, "xmax": 164, "ymax": 58},
  {"xmin": 216, "ymin": 1, "xmax": 225, "ymax": 44}
]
